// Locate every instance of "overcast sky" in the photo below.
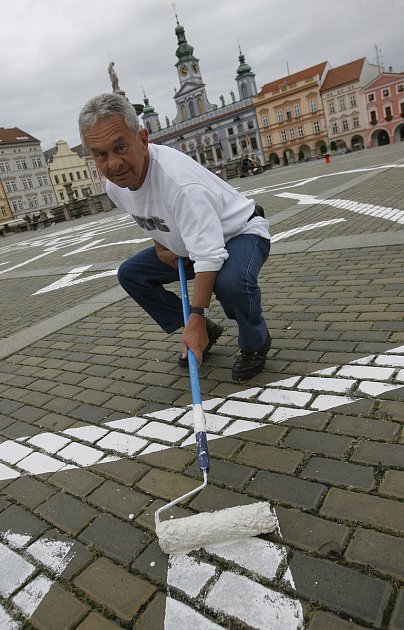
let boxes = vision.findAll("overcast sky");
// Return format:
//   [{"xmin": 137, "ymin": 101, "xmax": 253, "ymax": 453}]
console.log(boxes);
[{"xmin": 1, "ymin": 0, "xmax": 402, "ymax": 151}]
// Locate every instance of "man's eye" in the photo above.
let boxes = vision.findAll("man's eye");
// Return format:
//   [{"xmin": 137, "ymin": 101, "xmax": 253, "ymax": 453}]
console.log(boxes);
[{"xmin": 116, "ymin": 145, "xmax": 126, "ymax": 153}]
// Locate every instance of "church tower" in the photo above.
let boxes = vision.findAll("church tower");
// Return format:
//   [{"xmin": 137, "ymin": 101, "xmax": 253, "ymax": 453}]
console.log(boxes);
[
  {"xmin": 172, "ymin": 10, "xmax": 217, "ymax": 124},
  {"xmin": 141, "ymin": 92, "xmax": 161, "ymax": 134},
  {"xmin": 235, "ymin": 44, "xmax": 257, "ymax": 100}
]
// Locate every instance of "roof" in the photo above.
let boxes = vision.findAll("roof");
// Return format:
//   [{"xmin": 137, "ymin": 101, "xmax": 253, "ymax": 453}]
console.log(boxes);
[
  {"xmin": 0, "ymin": 127, "xmax": 39, "ymax": 145},
  {"xmin": 320, "ymin": 58, "xmax": 366, "ymax": 92},
  {"xmin": 259, "ymin": 62, "xmax": 329, "ymax": 96},
  {"xmin": 362, "ymin": 71, "xmax": 404, "ymax": 91}
]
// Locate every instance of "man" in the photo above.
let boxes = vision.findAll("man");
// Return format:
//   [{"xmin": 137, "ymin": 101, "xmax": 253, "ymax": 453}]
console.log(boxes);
[{"xmin": 79, "ymin": 93, "xmax": 271, "ymax": 381}]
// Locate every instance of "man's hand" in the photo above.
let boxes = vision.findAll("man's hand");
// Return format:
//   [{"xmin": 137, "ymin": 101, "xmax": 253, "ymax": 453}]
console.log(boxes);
[
  {"xmin": 154, "ymin": 241, "xmax": 189, "ymax": 270},
  {"xmin": 181, "ymin": 315, "xmax": 208, "ymax": 366}
]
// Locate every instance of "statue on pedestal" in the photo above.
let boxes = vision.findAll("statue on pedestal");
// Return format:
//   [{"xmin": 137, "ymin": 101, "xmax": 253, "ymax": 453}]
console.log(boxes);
[
  {"xmin": 230, "ymin": 90, "xmax": 236, "ymax": 103},
  {"xmin": 108, "ymin": 61, "xmax": 121, "ymax": 92},
  {"xmin": 219, "ymin": 95, "xmax": 225, "ymax": 107}
]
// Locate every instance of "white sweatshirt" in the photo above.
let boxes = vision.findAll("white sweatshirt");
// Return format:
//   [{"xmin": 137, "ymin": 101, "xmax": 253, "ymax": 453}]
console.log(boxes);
[{"xmin": 106, "ymin": 143, "xmax": 270, "ymax": 273}]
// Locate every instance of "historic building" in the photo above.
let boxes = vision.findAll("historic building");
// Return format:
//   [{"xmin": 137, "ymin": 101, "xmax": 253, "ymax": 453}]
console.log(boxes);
[
  {"xmin": 0, "ymin": 127, "xmax": 56, "ymax": 219},
  {"xmin": 142, "ymin": 16, "xmax": 265, "ymax": 170},
  {"xmin": 44, "ymin": 140, "xmax": 99, "ymax": 205},
  {"xmin": 361, "ymin": 72, "xmax": 404, "ymax": 147},
  {"xmin": 71, "ymin": 144, "xmax": 106, "ymax": 194},
  {"xmin": 0, "ymin": 179, "xmax": 13, "ymax": 225},
  {"xmin": 320, "ymin": 58, "xmax": 380, "ymax": 152},
  {"xmin": 254, "ymin": 62, "xmax": 330, "ymax": 166}
]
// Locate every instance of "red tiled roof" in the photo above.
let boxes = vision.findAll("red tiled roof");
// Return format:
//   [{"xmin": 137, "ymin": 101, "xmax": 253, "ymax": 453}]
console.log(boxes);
[
  {"xmin": 0, "ymin": 127, "xmax": 39, "ymax": 145},
  {"xmin": 362, "ymin": 71, "xmax": 404, "ymax": 91},
  {"xmin": 320, "ymin": 58, "xmax": 366, "ymax": 92},
  {"xmin": 259, "ymin": 62, "xmax": 329, "ymax": 95}
]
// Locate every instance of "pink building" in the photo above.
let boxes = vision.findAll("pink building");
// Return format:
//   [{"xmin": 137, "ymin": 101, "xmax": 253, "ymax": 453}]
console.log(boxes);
[{"xmin": 361, "ymin": 72, "xmax": 404, "ymax": 147}]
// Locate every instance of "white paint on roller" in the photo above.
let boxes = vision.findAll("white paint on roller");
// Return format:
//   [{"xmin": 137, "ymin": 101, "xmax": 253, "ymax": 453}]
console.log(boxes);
[
  {"xmin": 164, "ymin": 597, "xmax": 223, "ymax": 629},
  {"xmin": 205, "ymin": 537, "xmax": 287, "ymax": 581},
  {"xmin": 12, "ymin": 575, "xmax": 53, "ymax": 617},
  {"xmin": 156, "ymin": 502, "xmax": 276, "ymax": 555},
  {"xmin": 167, "ymin": 555, "xmax": 216, "ymax": 597},
  {"xmin": 192, "ymin": 403, "xmax": 207, "ymax": 434},
  {"xmin": 205, "ymin": 572, "xmax": 304, "ymax": 629},
  {"xmin": 178, "ymin": 410, "xmax": 231, "ymax": 433}
]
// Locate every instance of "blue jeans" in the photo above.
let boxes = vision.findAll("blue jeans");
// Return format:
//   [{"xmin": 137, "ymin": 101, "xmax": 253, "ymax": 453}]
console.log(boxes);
[{"xmin": 117, "ymin": 234, "xmax": 270, "ymax": 351}]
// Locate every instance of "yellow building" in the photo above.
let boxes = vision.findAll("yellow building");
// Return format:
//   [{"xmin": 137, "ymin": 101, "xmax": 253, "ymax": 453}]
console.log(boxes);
[
  {"xmin": 0, "ymin": 179, "xmax": 13, "ymax": 225},
  {"xmin": 254, "ymin": 62, "xmax": 330, "ymax": 166},
  {"xmin": 46, "ymin": 140, "xmax": 97, "ymax": 204}
]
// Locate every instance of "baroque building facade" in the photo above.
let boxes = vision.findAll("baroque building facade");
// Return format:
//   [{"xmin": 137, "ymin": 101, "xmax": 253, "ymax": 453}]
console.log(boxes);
[
  {"xmin": 361, "ymin": 72, "xmax": 404, "ymax": 147},
  {"xmin": 142, "ymin": 17, "xmax": 264, "ymax": 170}
]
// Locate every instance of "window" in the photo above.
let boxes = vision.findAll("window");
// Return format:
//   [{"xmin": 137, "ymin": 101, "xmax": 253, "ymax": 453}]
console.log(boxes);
[
  {"xmin": 189, "ymin": 101, "xmax": 195, "ymax": 117},
  {"xmin": 0, "ymin": 161, "xmax": 11, "ymax": 173},
  {"xmin": 227, "ymin": 127, "xmax": 234, "ymax": 136},
  {"xmin": 338, "ymin": 97, "xmax": 346, "ymax": 111},
  {"xmin": 247, "ymin": 121, "xmax": 254, "ymax": 130},
  {"xmin": 285, "ymin": 107, "xmax": 292, "ymax": 120},
  {"xmin": 83, "ymin": 170, "xmax": 88, "ymax": 178},
  {"xmin": 37, "ymin": 175, "xmax": 48, "ymax": 187},
  {"xmin": 42, "ymin": 192, "xmax": 53, "ymax": 205},
  {"xmin": 342, "ymin": 119, "xmax": 349, "ymax": 131},
  {"xmin": 349, "ymin": 94, "xmax": 357, "ymax": 107},
  {"xmin": 266, "ymin": 134, "xmax": 272, "ymax": 147},
  {"xmin": 216, "ymin": 148, "xmax": 223, "ymax": 160},
  {"xmin": 370, "ymin": 110, "xmax": 377, "ymax": 123},
  {"xmin": 294, "ymin": 103, "xmax": 300, "ymax": 117},
  {"xmin": 16, "ymin": 159, "xmax": 27, "ymax": 170},
  {"xmin": 313, "ymin": 120, "xmax": 321, "ymax": 133},
  {"xmin": 262, "ymin": 114, "xmax": 269, "ymax": 127},
  {"xmin": 382, "ymin": 88, "xmax": 390, "ymax": 97},
  {"xmin": 5, "ymin": 180, "xmax": 17, "ymax": 193},
  {"xmin": 69, "ymin": 172, "xmax": 74, "ymax": 181},
  {"xmin": 297, "ymin": 125, "xmax": 304, "ymax": 138},
  {"xmin": 281, "ymin": 130, "xmax": 287, "ymax": 142},
  {"xmin": 353, "ymin": 116, "xmax": 360, "ymax": 128},
  {"xmin": 237, "ymin": 124, "xmax": 243, "ymax": 134},
  {"xmin": 28, "ymin": 196, "xmax": 39, "ymax": 208},
  {"xmin": 62, "ymin": 174, "xmax": 67, "ymax": 183},
  {"xmin": 241, "ymin": 83, "xmax": 248, "ymax": 99},
  {"xmin": 32, "ymin": 157, "xmax": 43, "ymax": 168},
  {"xmin": 328, "ymin": 101, "xmax": 335, "ymax": 114},
  {"xmin": 385, "ymin": 106, "xmax": 392, "ymax": 119},
  {"xmin": 54, "ymin": 175, "xmax": 59, "ymax": 184},
  {"xmin": 398, "ymin": 84, "xmax": 404, "ymax": 93},
  {"xmin": 12, "ymin": 200, "xmax": 24, "ymax": 212},
  {"xmin": 368, "ymin": 93, "xmax": 375, "ymax": 102},
  {"xmin": 231, "ymin": 143, "xmax": 238, "ymax": 156},
  {"xmin": 250, "ymin": 137, "xmax": 258, "ymax": 150},
  {"xmin": 332, "ymin": 122, "xmax": 339, "ymax": 134},
  {"xmin": 60, "ymin": 191, "xmax": 65, "ymax": 201},
  {"xmin": 277, "ymin": 110, "xmax": 283, "ymax": 123},
  {"xmin": 92, "ymin": 170, "xmax": 97, "ymax": 179},
  {"xmin": 309, "ymin": 98, "xmax": 317, "ymax": 112},
  {"xmin": 76, "ymin": 171, "xmax": 81, "ymax": 180},
  {"xmin": 401, "ymin": 102, "xmax": 404, "ymax": 115},
  {"xmin": 289, "ymin": 127, "xmax": 295, "ymax": 140},
  {"xmin": 22, "ymin": 177, "xmax": 33, "ymax": 189}
]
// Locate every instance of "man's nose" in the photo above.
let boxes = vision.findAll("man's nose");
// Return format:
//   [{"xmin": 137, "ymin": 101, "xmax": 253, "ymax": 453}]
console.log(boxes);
[{"xmin": 108, "ymin": 153, "xmax": 124, "ymax": 171}]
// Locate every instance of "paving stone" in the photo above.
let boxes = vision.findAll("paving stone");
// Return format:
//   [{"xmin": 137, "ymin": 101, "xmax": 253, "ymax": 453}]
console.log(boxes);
[
  {"xmin": 2, "ymin": 421, "xmax": 41, "ymax": 440},
  {"xmin": 79, "ymin": 513, "xmax": 149, "ymax": 564},
  {"xmin": 132, "ymin": 540, "xmax": 169, "ymax": 585},
  {"xmin": 309, "ymin": 610, "xmax": 370, "ymax": 629},
  {"xmin": 0, "ymin": 497, "xmax": 10, "ymax": 512},
  {"xmin": 76, "ymin": 612, "xmax": 122, "ymax": 629},
  {"xmin": 70, "ymin": 404, "xmax": 113, "ymax": 424},
  {"xmin": 0, "ymin": 504, "xmax": 48, "ymax": 547},
  {"xmin": 139, "ymin": 446, "xmax": 195, "ymax": 471},
  {"xmin": 327, "ymin": 413, "xmax": 400, "ymax": 441},
  {"xmin": 135, "ymin": 592, "xmax": 167, "ymax": 630},
  {"xmin": 136, "ymin": 468, "xmax": 200, "ymax": 502},
  {"xmin": 301, "ymin": 457, "xmax": 376, "ymax": 491},
  {"xmin": 248, "ymin": 470, "xmax": 327, "ymax": 510},
  {"xmin": 75, "ymin": 558, "xmax": 156, "ymax": 622},
  {"xmin": 379, "ymin": 470, "xmax": 404, "ymax": 499},
  {"xmin": 205, "ymin": 435, "xmax": 243, "ymax": 458},
  {"xmin": 320, "ymin": 488, "xmax": 404, "ymax": 534},
  {"xmin": 390, "ymin": 588, "xmax": 404, "ymax": 630},
  {"xmin": 26, "ymin": 529, "xmax": 93, "ymax": 579},
  {"xmin": 35, "ymin": 412, "xmax": 76, "ymax": 431},
  {"xmin": 283, "ymin": 428, "xmax": 352, "ymax": 457},
  {"xmin": 88, "ymin": 480, "xmax": 150, "ymax": 519},
  {"xmin": 91, "ymin": 457, "xmax": 150, "ymax": 485},
  {"xmin": 186, "ymin": 457, "xmax": 254, "ymax": 489},
  {"xmin": 35, "ymin": 493, "xmax": 98, "ymax": 536},
  {"xmin": 0, "ymin": 543, "xmax": 35, "ymax": 597},
  {"xmin": 289, "ymin": 551, "xmax": 392, "ymax": 626},
  {"xmin": 4, "ymin": 476, "xmax": 55, "ymax": 509},
  {"xmin": 276, "ymin": 507, "xmax": 350, "ymax": 556},
  {"xmin": 345, "ymin": 527, "xmax": 404, "ymax": 580},
  {"xmin": 282, "ymin": 411, "xmax": 332, "ymax": 431},
  {"xmin": 190, "ymin": 484, "xmax": 257, "ymax": 512},
  {"xmin": 350, "ymin": 441, "xmax": 404, "ymax": 468},
  {"xmin": 135, "ymin": 499, "xmax": 193, "ymax": 532},
  {"xmin": 27, "ymin": 582, "xmax": 89, "ymax": 630},
  {"xmin": 232, "ymin": 423, "xmax": 288, "ymax": 445},
  {"xmin": 236, "ymin": 443, "xmax": 304, "ymax": 474},
  {"xmin": 49, "ymin": 468, "xmax": 104, "ymax": 497}
]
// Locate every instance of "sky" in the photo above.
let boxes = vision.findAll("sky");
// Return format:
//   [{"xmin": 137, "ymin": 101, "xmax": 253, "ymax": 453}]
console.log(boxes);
[{"xmin": 1, "ymin": 0, "xmax": 403, "ymax": 151}]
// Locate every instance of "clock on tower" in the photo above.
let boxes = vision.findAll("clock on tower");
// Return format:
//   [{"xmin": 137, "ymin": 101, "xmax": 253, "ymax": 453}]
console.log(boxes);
[{"xmin": 180, "ymin": 64, "xmax": 188, "ymax": 76}]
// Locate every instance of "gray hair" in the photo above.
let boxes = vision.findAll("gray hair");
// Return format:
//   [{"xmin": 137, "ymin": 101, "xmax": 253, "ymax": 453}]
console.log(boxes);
[{"xmin": 78, "ymin": 93, "xmax": 141, "ymax": 148}]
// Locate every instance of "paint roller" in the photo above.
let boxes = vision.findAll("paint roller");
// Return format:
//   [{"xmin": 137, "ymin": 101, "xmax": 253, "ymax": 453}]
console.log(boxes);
[{"xmin": 155, "ymin": 258, "xmax": 276, "ymax": 555}]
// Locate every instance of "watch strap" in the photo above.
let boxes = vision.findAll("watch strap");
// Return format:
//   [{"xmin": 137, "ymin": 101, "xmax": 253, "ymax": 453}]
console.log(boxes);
[{"xmin": 190, "ymin": 306, "xmax": 209, "ymax": 317}]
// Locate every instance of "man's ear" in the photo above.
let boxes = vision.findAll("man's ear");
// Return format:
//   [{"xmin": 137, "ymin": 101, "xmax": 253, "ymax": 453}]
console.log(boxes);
[{"xmin": 140, "ymin": 127, "xmax": 149, "ymax": 149}]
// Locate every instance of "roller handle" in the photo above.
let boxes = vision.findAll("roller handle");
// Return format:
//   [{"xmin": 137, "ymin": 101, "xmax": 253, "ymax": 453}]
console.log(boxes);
[{"xmin": 178, "ymin": 258, "xmax": 209, "ymax": 473}]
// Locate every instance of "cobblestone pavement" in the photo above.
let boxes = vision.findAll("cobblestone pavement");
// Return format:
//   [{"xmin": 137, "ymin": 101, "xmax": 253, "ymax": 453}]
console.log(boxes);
[{"xmin": 0, "ymin": 143, "xmax": 403, "ymax": 629}]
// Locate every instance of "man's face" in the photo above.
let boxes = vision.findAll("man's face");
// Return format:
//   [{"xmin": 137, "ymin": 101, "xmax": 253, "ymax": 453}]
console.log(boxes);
[{"xmin": 84, "ymin": 115, "xmax": 149, "ymax": 190}]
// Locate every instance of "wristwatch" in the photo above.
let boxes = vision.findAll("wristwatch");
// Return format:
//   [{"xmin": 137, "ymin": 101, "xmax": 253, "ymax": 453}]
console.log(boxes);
[{"xmin": 190, "ymin": 306, "xmax": 210, "ymax": 317}]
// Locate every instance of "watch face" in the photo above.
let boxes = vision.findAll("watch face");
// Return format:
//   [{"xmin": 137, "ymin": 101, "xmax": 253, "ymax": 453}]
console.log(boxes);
[
  {"xmin": 192, "ymin": 62, "xmax": 199, "ymax": 73},
  {"xmin": 180, "ymin": 64, "xmax": 188, "ymax": 76}
]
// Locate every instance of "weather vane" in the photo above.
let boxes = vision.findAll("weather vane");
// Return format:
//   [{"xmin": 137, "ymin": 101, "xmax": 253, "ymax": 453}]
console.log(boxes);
[{"xmin": 172, "ymin": 2, "xmax": 179, "ymax": 24}]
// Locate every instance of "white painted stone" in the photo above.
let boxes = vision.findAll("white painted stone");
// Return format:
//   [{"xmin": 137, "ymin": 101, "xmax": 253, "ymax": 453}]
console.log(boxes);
[
  {"xmin": 356, "ymin": 381, "xmax": 403, "ymax": 397},
  {"xmin": 0, "ymin": 441, "xmax": 33, "ymax": 465},
  {"xmin": 350, "ymin": 354, "xmax": 375, "ymax": 365},
  {"xmin": 268, "ymin": 407, "xmax": 313, "ymax": 424},
  {"xmin": 312, "ymin": 367, "xmax": 338, "ymax": 376},
  {"xmin": 95, "ymin": 455, "xmax": 120, "ymax": 464},
  {"xmin": 310, "ymin": 395, "xmax": 355, "ymax": 411},
  {"xmin": 269, "ymin": 376, "xmax": 301, "ymax": 387},
  {"xmin": 140, "ymin": 443, "xmax": 170, "ymax": 455},
  {"xmin": 387, "ymin": 346, "xmax": 404, "ymax": 354},
  {"xmin": 27, "ymin": 538, "xmax": 74, "ymax": 576},
  {"xmin": 178, "ymin": 410, "xmax": 231, "ymax": 433},
  {"xmin": 282, "ymin": 567, "xmax": 297, "ymax": 589},
  {"xmin": 228, "ymin": 387, "xmax": 262, "ymax": 400},
  {"xmin": 375, "ymin": 354, "xmax": 404, "ymax": 368},
  {"xmin": 0, "ymin": 463, "xmax": 20, "ymax": 481},
  {"xmin": 0, "ymin": 543, "xmax": 35, "ymax": 597},
  {"xmin": 103, "ymin": 417, "xmax": 147, "ymax": 433},
  {"xmin": 17, "ymin": 452, "xmax": 65, "ymax": 474},
  {"xmin": 297, "ymin": 376, "xmax": 355, "ymax": 394},
  {"xmin": 63, "ymin": 425, "xmax": 109, "ymax": 443},
  {"xmin": 27, "ymin": 433, "xmax": 70, "ymax": 454},
  {"xmin": 136, "ymin": 422, "xmax": 189, "ymax": 443},
  {"xmin": 223, "ymin": 420, "xmax": 265, "ymax": 435},
  {"xmin": 258, "ymin": 388, "xmax": 312, "ymax": 407},
  {"xmin": 202, "ymin": 397, "xmax": 225, "ymax": 410},
  {"xmin": 4, "ymin": 532, "xmax": 31, "ymax": 549},
  {"xmin": 205, "ymin": 572, "xmax": 304, "ymax": 629},
  {"xmin": 217, "ymin": 400, "xmax": 273, "ymax": 419},
  {"xmin": 12, "ymin": 574, "xmax": 53, "ymax": 617},
  {"xmin": 0, "ymin": 604, "xmax": 20, "ymax": 630},
  {"xmin": 57, "ymin": 443, "xmax": 104, "ymax": 466},
  {"xmin": 164, "ymin": 597, "xmax": 223, "ymax": 629},
  {"xmin": 167, "ymin": 554, "xmax": 216, "ymax": 598},
  {"xmin": 205, "ymin": 538, "xmax": 287, "ymax": 580},
  {"xmin": 96, "ymin": 431, "xmax": 148, "ymax": 455},
  {"xmin": 336, "ymin": 365, "xmax": 395, "ymax": 380},
  {"xmin": 396, "ymin": 369, "xmax": 404, "ymax": 382},
  {"xmin": 145, "ymin": 407, "xmax": 185, "ymax": 422}
]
